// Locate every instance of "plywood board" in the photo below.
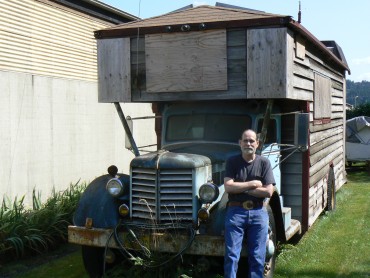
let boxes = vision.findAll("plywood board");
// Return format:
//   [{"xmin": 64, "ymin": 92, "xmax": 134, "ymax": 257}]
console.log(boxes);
[
  {"xmin": 247, "ymin": 28, "xmax": 287, "ymax": 98},
  {"xmin": 313, "ymin": 73, "xmax": 331, "ymax": 119},
  {"xmin": 145, "ymin": 30, "xmax": 227, "ymax": 93},
  {"xmin": 98, "ymin": 38, "xmax": 131, "ymax": 102},
  {"xmin": 295, "ymin": 36, "xmax": 306, "ymax": 60}
]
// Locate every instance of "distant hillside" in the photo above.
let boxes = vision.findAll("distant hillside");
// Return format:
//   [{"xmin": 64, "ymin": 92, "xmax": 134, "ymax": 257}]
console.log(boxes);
[{"xmin": 346, "ymin": 80, "xmax": 370, "ymax": 106}]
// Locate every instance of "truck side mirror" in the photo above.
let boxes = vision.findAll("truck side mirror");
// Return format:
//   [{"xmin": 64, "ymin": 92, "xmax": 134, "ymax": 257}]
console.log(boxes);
[
  {"xmin": 125, "ymin": 116, "xmax": 133, "ymax": 150},
  {"xmin": 294, "ymin": 113, "xmax": 309, "ymax": 150}
]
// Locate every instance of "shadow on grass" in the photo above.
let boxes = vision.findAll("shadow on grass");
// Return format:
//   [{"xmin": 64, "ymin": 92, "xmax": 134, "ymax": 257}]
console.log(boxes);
[
  {"xmin": 0, "ymin": 244, "xmax": 80, "ymax": 278},
  {"xmin": 346, "ymin": 164, "xmax": 369, "ymax": 183},
  {"xmin": 275, "ymin": 269, "xmax": 370, "ymax": 278}
]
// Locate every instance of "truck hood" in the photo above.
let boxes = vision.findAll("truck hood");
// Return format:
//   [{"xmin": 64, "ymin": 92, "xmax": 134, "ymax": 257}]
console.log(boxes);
[
  {"xmin": 157, "ymin": 142, "xmax": 240, "ymax": 165},
  {"xmin": 130, "ymin": 150, "xmax": 212, "ymax": 169}
]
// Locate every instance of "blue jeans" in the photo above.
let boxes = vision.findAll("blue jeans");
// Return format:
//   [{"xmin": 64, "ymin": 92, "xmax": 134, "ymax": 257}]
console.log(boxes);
[{"xmin": 224, "ymin": 206, "xmax": 268, "ymax": 278}]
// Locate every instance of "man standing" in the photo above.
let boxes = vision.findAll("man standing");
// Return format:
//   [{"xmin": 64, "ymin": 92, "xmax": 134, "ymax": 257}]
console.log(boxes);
[{"xmin": 224, "ymin": 129, "xmax": 275, "ymax": 278}]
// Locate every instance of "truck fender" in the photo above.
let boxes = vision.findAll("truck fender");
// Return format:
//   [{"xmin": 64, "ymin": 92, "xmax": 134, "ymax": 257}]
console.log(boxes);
[
  {"xmin": 268, "ymin": 191, "xmax": 286, "ymax": 242},
  {"xmin": 204, "ymin": 192, "xmax": 229, "ymax": 235},
  {"xmin": 73, "ymin": 174, "xmax": 130, "ymax": 228}
]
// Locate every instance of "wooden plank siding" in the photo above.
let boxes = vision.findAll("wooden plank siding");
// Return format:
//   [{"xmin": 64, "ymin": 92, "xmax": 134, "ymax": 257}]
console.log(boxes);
[
  {"xmin": 309, "ymin": 129, "xmax": 343, "ymax": 155},
  {"xmin": 304, "ymin": 41, "xmax": 346, "ymax": 227},
  {"xmin": 309, "ymin": 141, "xmax": 343, "ymax": 179},
  {"xmin": 308, "ymin": 156, "xmax": 344, "ymax": 227},
  {"xmin": 289, "ymin": 31, "xmax": 314, "ymax": 101},
  {"xmin": 287, "ymin": 31, "xmax": 346, "ymax": 228}
]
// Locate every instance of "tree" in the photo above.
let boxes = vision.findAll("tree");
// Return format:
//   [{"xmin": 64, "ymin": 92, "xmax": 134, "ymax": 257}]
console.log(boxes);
[
  {"xmin": 346, "ymin": 102, "xmax": 370, "ymax": 120},
  {"xmin": 346, "ymin": 80, "xmax": 370, "ymax": 106}
]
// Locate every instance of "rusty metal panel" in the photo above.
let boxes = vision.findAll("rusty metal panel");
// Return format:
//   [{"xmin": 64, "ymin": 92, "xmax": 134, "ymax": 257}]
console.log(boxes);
[
  {"xmin": 68, "ymin": 225, "xmax": 230, "ymax": 257},
  {"xmin": 0, "ymin": 0, "xmax": 113, "ymax": 81}
]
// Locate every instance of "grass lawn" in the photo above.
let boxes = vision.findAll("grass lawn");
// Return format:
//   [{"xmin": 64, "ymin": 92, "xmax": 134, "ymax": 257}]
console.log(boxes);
[
  {"xmin": 0, "ymin": 244, "xmax": 88, "ymax": 278},
  {"xmin": 2, "ymin": 167, "xmax": 369, "ymax": 277},
  {"xmin": 274, "ymin": 167, "xmax": 369, "ymax": 278}
]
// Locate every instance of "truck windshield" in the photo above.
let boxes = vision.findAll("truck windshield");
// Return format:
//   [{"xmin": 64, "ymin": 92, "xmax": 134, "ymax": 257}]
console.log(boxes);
[{"xmin": 166, "ymin": 114, "xmax": 251, "ymax": 143}]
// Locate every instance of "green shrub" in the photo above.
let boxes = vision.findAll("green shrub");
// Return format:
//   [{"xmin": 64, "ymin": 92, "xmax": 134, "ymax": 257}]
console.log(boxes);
[
  {"xmin": 346, "ymin": 102, "xmax": 370, "ymax": 119},
  {"xmin": 0, "ymin": 181, "xmax": 87, "ymax": 262}
]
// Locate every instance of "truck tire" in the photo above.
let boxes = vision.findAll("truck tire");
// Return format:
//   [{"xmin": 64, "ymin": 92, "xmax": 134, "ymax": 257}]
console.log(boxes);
[
  {"xmin": 82, "ymin": 246, "xmax": 111, "ymax": 278},
  {"xmin": 264, "ymin": 205, "xmax": 276, "ymax": 278},
  {"xmin": 326, "ymin": 168, "xmax": 336, "ymax": 211}
]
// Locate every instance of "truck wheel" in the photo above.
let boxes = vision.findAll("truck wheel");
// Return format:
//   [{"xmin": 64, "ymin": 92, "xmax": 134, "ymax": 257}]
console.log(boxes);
[
  {"xmin": 264, "ymin": 205, "xmax": 276, "ymax": 278},
  {"xmin": 326, "ymin": 168, "xmax": 336, "ymax": 211},
  {"xmin": 82, "ymin": 246, "xmax": 111, "ymax": 278}
]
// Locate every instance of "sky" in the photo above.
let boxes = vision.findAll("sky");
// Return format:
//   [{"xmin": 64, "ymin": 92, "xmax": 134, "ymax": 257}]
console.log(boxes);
[{"xmin": 101, "ymin": 0, "xmax": 370, "ymax": 83}]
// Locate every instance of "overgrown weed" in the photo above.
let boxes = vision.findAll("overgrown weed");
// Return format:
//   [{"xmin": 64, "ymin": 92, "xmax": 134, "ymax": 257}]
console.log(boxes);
[{"xmin": 0, "ymin": 181, "xmax": 87, "ymax": 262}]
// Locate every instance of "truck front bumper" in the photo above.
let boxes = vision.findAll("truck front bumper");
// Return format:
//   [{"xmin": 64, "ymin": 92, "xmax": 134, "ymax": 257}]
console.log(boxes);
[{"xmin": 68, "ymin": 225, "xmax": 227, "ymax": 257}]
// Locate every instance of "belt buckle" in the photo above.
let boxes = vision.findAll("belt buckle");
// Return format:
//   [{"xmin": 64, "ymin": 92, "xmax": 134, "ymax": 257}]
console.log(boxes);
[{"xmin": 242, "ymin": 200, "xmax": 254, "ymax": 210}]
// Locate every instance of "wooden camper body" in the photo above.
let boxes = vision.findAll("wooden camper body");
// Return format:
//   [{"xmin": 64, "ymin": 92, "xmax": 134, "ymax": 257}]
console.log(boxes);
[{"xmin": 95, "ymin": 5, "xmax": 349, "ymax": 230}]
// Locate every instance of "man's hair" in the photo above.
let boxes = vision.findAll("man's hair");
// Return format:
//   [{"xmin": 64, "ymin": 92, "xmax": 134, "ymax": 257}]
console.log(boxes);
[{"xmin": 240, "ymin": 129, "xmax": 259, "ymax": 141}]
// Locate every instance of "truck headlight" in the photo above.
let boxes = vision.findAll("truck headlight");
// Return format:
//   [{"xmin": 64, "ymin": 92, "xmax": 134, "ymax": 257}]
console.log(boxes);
[
  {"xmin": 197, "ymin": 207, "xmax": 210, "ymax": 222},
  {"xmin": 199, "ymin": 182, "xmax": 219, "ymax": 204},
  {"xmin": 118, "ymin": 204, "xmax": 129, "ymax": 217},
  {"xmin": 106, "ymin": 178, "xmax": 126, "ymax": 197}
]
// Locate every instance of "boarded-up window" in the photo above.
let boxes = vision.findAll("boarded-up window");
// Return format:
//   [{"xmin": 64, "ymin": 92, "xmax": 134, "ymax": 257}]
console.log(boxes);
[
  {"xmin": 246, "ymin": 28, "xmax": 287, "ymax": 98},
  {"xmin": 314, "ymin": 73, "xmax": 331, "ymax": 119},
  {"xmin": 295, "ymin": 36, "xmax": 305, "ymax": 60},
  {"xmin": 97, "ymin": 38, "xmax": 131, "ymax": 102},
  {"xmin": 145, "ymin": 30, "xmax": 227, "ymax": 93}
]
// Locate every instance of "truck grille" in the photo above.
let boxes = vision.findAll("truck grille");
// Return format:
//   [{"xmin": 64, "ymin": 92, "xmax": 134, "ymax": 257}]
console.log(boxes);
[{"xmin": 131, "ymin": 167, "xmax": 194, "ymax": 222}]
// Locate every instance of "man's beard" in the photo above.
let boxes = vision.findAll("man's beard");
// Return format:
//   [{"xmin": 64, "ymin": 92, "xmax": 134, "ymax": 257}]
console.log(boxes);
[{"xmin": 242, "ymin": 147, "xmax": 255, "ymax": 155}]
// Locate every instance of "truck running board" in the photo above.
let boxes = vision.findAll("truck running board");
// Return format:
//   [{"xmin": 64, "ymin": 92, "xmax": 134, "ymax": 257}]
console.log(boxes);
[{"xmin": 285, "ymin": 219, "xmax": 301, "ymax": 241}]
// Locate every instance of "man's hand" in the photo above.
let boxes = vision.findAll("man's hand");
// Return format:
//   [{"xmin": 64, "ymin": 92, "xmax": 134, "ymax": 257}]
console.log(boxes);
[
  {"xmin": 248, "ymin": 180, "xmax": 263, "ymax": 189},
  {"xmin": 248, "ymin": 184, "xmax": 274, "ymax": 198},
  {"xmin": 224, "ymin": 178, "xmax": 263, "ymax": 194}
]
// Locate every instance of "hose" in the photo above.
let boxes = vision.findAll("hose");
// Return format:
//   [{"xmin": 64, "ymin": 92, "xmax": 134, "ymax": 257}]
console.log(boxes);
[{"xmin": 112, "ymin": 221, "xmax": 196, "ymax": 269}]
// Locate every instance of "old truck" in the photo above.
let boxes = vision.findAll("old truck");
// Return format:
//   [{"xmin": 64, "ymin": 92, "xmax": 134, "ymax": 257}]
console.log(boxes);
[{"xmin": 68, "ymin": 4, "xmax": 350, "ymax": 277}]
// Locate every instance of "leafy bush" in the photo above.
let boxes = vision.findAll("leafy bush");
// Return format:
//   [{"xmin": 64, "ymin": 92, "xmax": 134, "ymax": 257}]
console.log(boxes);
[
  {"xmin": 346, "ymin": 102, "xmax": 370, "ymax": 119},
  {"xmin": 0, "ymin": 181, "xmax": 86, "ymax": 262}
]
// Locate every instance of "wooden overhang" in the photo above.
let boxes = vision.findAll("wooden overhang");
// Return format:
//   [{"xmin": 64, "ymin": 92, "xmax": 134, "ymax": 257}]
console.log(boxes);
[
  {"xmin": 94, "ymin": 5, "xmax": 350, "ymax": 75},
  {"xmin": 94, "ymin": 5, "xmax": 289, "ymax": 37}
]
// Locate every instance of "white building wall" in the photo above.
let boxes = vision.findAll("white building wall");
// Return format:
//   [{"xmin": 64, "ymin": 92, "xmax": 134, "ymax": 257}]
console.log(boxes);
[
  {"xmin": 0, "ymin": 70, "xmax": 155, "ymax": 204},
  {"xmin": 0, "ymin": 0, "xmax": 156, "ymax": 205}
]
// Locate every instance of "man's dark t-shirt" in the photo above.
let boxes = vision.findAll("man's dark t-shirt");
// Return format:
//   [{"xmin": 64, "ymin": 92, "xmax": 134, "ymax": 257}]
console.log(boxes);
[{"xmin": 225, "ymin": 154, "xmax": 275, "ymax": 202}]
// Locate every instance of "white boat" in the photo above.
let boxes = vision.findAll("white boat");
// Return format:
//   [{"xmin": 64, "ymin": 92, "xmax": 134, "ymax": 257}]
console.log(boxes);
[{"xmin": 346, "ymin": 116, "xmax": 370, "ymax": 163}]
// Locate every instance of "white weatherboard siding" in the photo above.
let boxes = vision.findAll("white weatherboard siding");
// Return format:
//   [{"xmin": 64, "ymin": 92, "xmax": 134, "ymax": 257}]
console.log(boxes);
[
  {"xmin": 0, "ymin": 0, "xmax": 156, "ymax": 205},
  {"xmin": 0, "ymin": 72, "xmax": 155, "ymax": 205},
  {"xmin": 0, "ymin": 0, "xmax": 102, "ymax": 81}
]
